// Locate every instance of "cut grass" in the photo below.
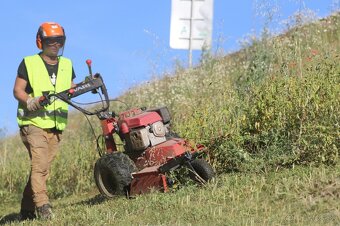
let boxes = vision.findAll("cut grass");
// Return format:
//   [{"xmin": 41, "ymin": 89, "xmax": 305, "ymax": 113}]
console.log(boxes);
[{"xmin": 1, "ymin": 164, "xmax": 339, "ymax": 225}]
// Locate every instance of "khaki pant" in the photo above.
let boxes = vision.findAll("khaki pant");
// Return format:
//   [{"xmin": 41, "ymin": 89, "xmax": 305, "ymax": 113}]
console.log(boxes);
[{"xmin": 20, "ymin": 124, "xmax": 62, "ymax": 210}]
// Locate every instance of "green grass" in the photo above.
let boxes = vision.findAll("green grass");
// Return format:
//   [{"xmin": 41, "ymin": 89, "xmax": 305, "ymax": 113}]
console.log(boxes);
[
  {"xmin": 0, "ymin": 8, "xmax": 339, "ymax": 226},
  {"xmin": 1, "ymin": 165, "xmax": 339, "ymax": 225}
]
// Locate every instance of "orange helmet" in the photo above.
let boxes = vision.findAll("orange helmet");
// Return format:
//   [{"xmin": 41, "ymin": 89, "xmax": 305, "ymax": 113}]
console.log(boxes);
[{"xmin": 36, "ymin": 22, "xmax": 66, "ymax": 49}]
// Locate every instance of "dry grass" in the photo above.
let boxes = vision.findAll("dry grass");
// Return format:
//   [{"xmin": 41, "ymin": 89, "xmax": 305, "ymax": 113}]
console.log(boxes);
[{"xmin": 0, "ymin": 8, "xmax": 339, "ymax": 226}]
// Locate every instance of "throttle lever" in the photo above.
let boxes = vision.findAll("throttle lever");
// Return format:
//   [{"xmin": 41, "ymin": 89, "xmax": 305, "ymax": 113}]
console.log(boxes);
[
  {"xmin": 86, "ymin": 59, "xmax": 93, "ymax": 79},
  {"xmin": 86, "ymin": 59, "xmax": 98, "ymax": 94}
]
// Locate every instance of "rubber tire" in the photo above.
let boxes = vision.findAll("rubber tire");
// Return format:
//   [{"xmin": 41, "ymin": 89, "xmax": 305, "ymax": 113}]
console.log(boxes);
[
  {"xmin": 189, "ymin": 158, "xmax": 215, "ymax": 184},
  {"xmin": 94, "ymin": 152, "xmax": 136, "ymax": 198}
]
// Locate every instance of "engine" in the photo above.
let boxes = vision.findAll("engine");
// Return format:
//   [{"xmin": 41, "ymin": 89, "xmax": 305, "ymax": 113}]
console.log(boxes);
[{"xmin": 118, "ymin": 107, "xmax": 171, "ymax": 152}]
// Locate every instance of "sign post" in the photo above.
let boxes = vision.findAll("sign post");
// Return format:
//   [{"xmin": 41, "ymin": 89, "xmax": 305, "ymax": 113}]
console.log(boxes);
[{"xmin": 170, "ymin": 0, "xmax": 214, "ymax": 67}]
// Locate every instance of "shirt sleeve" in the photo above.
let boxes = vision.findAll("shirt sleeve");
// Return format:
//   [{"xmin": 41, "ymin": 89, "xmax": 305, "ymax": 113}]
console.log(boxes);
[
  {"xmin": 72, "ymin": 67, "xmax": 76, "ymax": 80},
  {"xmin": 17, "ymin": 59, "xmax": 28, "ymax": 81},
  {"xmin": 17, "ymin": 59, "xmax": 33, "ymax": 94}
]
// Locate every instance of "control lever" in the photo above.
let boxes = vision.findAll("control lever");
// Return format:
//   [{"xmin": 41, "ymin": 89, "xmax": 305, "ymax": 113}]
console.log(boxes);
[
  {"xmin": 86, "ymin": 59, "xmax": 98, "ymax": 94},
  {"xmin": 86, "ymin": 59, "xmax": 93, "ymax": 78}
]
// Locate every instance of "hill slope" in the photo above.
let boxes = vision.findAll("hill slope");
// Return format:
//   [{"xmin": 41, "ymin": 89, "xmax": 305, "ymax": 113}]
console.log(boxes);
[{"xmin": 0, "ymin": 11, "xmax": 339, "ymax": 225}]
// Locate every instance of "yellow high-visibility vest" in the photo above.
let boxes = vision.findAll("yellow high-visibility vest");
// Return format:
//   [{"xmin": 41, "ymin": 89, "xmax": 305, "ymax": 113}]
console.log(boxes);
[{"xmin": 17, "ymin": 54, "xmax": 72, "ymax": 131}]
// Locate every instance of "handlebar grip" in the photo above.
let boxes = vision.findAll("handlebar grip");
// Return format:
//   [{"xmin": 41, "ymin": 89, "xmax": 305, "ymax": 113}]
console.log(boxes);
[{"xmin": 39, "ymin": 92, "xmax": 51, "ymax": 106}]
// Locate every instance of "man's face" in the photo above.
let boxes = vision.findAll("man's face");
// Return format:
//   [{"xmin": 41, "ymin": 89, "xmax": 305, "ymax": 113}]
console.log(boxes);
[{"xmin": 42, "ymin": 37, "xmax": 65, "ymax": 57}]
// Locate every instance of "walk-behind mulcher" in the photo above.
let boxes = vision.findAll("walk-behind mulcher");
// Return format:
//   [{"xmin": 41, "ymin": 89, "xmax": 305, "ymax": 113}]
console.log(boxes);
[{"xmin": 40, "ymin": 60, "xmax": 215, "ymax": 198}]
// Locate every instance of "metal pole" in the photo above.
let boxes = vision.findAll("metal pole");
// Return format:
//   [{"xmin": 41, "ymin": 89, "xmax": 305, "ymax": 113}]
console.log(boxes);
[{"xmin": 188, "ymin": 0, "xmax": 194, "ymax": 68}]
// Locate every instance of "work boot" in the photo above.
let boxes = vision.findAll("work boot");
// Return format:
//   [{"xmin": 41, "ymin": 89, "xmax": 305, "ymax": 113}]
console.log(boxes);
[
  {"xmin": 36, "ymin": 204, "xmax": 54, "ymax": 220},
  {"xmin": 19, "ymin": 209, "xmax": 36, "ymax": 221}
]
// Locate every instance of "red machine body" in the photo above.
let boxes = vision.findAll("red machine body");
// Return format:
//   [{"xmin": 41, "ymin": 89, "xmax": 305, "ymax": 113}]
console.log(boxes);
[
  {"xmin": 129, "ymin": 166, "xmax": 168, "ymax": 195},
  {"xmin": 120, "ymin": 111, "xmax": 162, "ymax": 130},
  {"xmin": 42, "ymin": 61, "xmax": 214, "ymax": 198},
  {"xmin": 98, "ymin": 106, "xmax": 206, "ymax": 195}
]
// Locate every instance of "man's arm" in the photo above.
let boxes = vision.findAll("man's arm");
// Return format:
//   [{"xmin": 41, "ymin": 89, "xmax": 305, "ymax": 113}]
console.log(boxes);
[
  {"xmin": 13, "ymin": 76, "xmax": 29, "ymax": 106},
  {"xmin": 14, "ymin": 76, "xmax": 43, "ymax": 111}
]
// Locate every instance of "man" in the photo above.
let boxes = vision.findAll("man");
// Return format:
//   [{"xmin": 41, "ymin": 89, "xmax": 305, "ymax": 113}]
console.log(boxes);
[{"xmin": 13, "ymin": 22, "xmax": 76, "ymax": 220}]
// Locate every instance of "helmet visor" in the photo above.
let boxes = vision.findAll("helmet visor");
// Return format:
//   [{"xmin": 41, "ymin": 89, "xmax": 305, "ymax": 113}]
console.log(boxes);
[{"xmin": 44, "ymin": 36, "xmax": 65, "ymax": 46}]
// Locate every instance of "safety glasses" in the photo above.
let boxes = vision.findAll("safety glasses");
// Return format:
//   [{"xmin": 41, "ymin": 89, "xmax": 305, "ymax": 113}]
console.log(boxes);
[{"xmin": 44, "ymin": 37, "xmax": 65, "ymax": 46}]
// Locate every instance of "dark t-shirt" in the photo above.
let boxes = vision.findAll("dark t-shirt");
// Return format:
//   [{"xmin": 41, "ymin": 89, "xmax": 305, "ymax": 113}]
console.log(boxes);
[{"xmin": 17, "ymin": 56, "xmax": 76, "ymax": 94}]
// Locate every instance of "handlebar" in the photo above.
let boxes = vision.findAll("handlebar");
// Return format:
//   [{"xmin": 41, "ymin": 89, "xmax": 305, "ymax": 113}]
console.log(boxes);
[{"xmin": 40, "ymin": 73, "xmax": 110, "ymax": 116}]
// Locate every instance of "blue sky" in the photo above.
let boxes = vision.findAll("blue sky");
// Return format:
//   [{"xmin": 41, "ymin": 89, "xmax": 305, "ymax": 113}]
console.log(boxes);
[{"xmin": 0, "ymin": 0, "xmax": 338, "ymax": 135}]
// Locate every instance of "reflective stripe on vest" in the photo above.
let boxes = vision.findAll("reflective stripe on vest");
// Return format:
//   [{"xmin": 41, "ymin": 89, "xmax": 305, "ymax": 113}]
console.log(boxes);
[{"xmin": 17, "ymin": 54, "xmax": 72, "ymax": 131}]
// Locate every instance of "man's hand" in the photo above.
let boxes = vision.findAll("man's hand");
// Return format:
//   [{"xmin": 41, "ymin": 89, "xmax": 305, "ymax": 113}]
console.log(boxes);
[{"xmin": 26, "ymin": 97, "xmax": 42, "ymax": 111}]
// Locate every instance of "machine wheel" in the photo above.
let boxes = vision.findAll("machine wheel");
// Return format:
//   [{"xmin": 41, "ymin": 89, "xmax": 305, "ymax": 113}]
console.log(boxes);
[
  {"xmin": 188, "ymin": 158, "xmax": 215, "ymax": 184},
  {"xmin": 94, "ymin": 152, "xmax": 137, "ymax": 198}
]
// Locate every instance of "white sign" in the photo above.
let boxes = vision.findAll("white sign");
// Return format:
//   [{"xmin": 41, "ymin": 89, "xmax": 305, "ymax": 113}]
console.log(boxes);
[{"xmin": 170, "ymin": 0, "xmax": 214, "ymax": 50}]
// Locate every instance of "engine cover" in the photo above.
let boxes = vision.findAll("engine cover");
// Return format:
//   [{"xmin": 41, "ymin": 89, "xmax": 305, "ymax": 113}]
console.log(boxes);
[
  {"xmin": 121, "ymin": 112, "xmax": 162, "ymax": 130},
  {"xmin": 149, "ymin": 121, "xmax": 167, "ymax": 146},
  {"xmin": 129, "ymin": 128, "xmax": 150, "ymax": 151},
  {"xmin": 125, "ymin": 121, "xmax": 167, "ymax": 151}
]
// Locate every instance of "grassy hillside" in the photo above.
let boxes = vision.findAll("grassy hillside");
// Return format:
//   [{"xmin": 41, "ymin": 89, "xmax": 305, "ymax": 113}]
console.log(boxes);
[
  {"xmin": 1, "ymin": 165, "xmax": 339, "ymax": 225},
  {"xmin": 120, "ymin": 11, "xmax": 340, "ymax": 172},
  {"xmin": 0, "ymin": 11, "xmax": 339, "ymax": 225}
]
